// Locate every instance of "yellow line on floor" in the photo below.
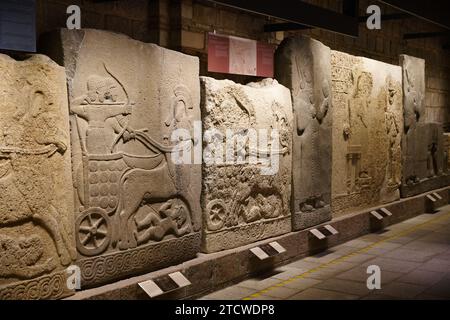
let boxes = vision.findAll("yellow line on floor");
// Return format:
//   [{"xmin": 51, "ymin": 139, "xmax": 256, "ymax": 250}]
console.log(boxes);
[{"xmin": 242, "ymin": 210, "xmax": 450, "ymax": 300}]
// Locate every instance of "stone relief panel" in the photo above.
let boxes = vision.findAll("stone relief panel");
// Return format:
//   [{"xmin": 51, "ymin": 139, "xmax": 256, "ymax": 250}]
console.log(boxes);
[
  {"xmin": 0, "ymin": 54, "xmax": 75, "ymax": 299},
  {"xmin": 275, "ymin": 36, "xmax": 332, "ymax": 230},
  {"xmin": 444, "ymin": 133, "xmax": 450, "ymax": 173},
  {"xmin": 42, "ymin": 29, "xmax": 201, "ymax": 287},
  {"xmin": 399, "ymin": 55, "xmax": 448, "ymax": 197},
  {"xmin": 200, "ymin": 77, "xmax": 292, "ymax": 253},
  {"xmin": 331, "ymin": 51, "xmax": 403, "ymax": 217}
]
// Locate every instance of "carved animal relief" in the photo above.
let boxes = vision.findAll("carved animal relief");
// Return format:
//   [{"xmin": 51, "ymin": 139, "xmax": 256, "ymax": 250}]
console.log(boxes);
[
  {"xmin": 0, "ymin": 54, "xmax": 74, "ymax": 299},
  {"xmin": 200, "ymin": 77, "xmax": 293, "ymax": 253}
]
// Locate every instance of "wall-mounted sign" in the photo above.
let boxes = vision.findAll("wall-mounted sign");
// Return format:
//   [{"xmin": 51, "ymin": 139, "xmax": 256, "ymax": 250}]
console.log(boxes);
[
  {"xmin": 0, "ymin": 0, "xmax": 36, "ymax": 52},
  {"xmin": 208, "ymin": 33, "xmax": 275, "ymax": 77}
]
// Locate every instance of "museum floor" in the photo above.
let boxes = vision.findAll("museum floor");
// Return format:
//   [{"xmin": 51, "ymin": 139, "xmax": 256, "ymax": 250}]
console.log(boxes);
[{"xmin": 200, "ymin": 205, "xmax": 450, "ymax": 300}]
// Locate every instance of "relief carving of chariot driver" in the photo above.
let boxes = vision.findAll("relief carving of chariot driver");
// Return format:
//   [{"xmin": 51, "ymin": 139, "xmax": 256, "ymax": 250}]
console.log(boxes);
[
  {"xmin": 0, "ymin": 89, "xmax": 75, "ymax": 268},
  {"xmin": 70, "ymin": 68, "xmax": 134, "ymax": 155},
  {"xmin": 73, "ymin": 65, "xmax": 200, "ymax": 255}
]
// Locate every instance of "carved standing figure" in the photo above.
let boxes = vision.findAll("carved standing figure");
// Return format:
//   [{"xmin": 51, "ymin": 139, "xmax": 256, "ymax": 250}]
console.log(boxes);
[
  {"xmin": 348, "ymin": 71, "xmax": 373, "ymax": 183},
  {"xmin": 385, "ymin": 77, "xmax": 400, "ymax": 186}
]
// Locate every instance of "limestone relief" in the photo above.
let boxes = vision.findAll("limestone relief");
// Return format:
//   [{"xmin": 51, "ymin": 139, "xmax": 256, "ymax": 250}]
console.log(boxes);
[
  {"xmin": 0, "ymin": 54, "xmax": 74, "ymax": 299},
  {"xmin": 200, "ymin": 77, "xmax": 292, "ymax": 253},
  {"xmin": 399, "ymin": 55, "xmax": 448, "ymax": 197},
  {"xmin": 331, "ymin": 51, "xmax": 403, "ymax": 216},
  {"xmin": 42, "ymin": 29, "xmax": 201, "ymax": 287},
  {"xmin": 275, "ymin": 36, "xmax": 332, "ymax": 230}
]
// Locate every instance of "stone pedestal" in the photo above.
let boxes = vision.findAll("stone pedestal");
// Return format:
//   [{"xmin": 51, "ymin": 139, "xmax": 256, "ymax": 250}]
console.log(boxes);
[
  {"xmin": 0, "ymin": 54, "xmax": 75, "ymax": 299},
  {"xmin": 200, "ymin": 77, "xmax": 293, "ymax": 253},
  {"xmin": 275, "ymin": 36, "xmax": 332, "ymax": 230},
  {"xmin": 41, "ymin": 29, "xmax": 202, "ymax": 287},
  {"xmin": 331, "ymin": 51, "xmax": 403, "ymax": 216},
  {"xmin": 399, "ymin": 55, "xmax": 448, "ymax": 198}
]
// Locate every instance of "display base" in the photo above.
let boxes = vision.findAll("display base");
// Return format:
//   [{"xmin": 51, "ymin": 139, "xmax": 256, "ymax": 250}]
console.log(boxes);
[
  {"xmin": 202, "ymin": 216, "xmax": 291, "ymax": 253},
  {"xmin": 0, "ymin": 270, "xmax": 73, "ymax": 300},
  {"xmin": 77, "ymin": 232, "xmax": 201, "ymax": 288},
  {"xmin": 69, "ymin": 186, "xmax": 450, "ymax": 300},
  {"xmin": 400, "ymin": 175, "xmax": 450, "ymax": 198},
  {"xmin": 292, "ymin": 205, "xmax": 331, "ymax": 231}
]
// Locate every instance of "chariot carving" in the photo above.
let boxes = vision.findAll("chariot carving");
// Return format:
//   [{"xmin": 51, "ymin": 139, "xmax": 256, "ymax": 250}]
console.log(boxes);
[{"xmin": 72, "ymin": 64, "xmax": 198, "ymax": 256}]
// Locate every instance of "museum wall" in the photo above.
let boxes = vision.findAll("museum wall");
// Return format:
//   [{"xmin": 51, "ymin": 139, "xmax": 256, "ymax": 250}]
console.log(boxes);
[
  {"xmin": 1, "ymin": 0, "xmax": 448, "ymax": 299},
  {"xmin": 36, "ymin": 0, "xmax": 449, "ymax": 127}
]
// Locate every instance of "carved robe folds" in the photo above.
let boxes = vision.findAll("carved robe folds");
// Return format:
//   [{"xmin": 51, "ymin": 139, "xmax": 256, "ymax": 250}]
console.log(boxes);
[
  {"xmin": 200, "ymin": 77, "xmax": 293, "ymax": 253},
  {"xmin": 331, "ymin": 51, "xmax": 403, "ymax": 216},
  {"xmin": 276, "ymin": 36, "xmax": 332, "ymax": 230},
  {"xmin": 42, "ymin": 29, "xmax": 202, "ymax": 287},
  {"xmin": 399, "ymin": 55, "xmax": 448, "ymax": 197},
  {"xmin": 0, "ymin": 54, "xmax": 75, "ymax": 299}
]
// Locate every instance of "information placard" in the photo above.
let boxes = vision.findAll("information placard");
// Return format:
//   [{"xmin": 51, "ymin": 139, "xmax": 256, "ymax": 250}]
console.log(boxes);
[{"xmin": 208, "ymin": 33, "xmax": 275, "ymax": 77}]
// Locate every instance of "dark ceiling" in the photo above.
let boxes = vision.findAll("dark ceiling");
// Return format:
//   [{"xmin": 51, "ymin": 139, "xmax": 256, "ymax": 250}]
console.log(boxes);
[{"xmin": 380, "ymin": 0, "xmax": 450, "ymax": 30}]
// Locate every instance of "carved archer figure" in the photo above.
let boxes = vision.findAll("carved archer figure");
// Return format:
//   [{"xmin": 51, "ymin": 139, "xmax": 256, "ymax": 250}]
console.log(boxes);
[{"xmin": 71, "ymin": 71, "xmax": 133, "ymax": 155}]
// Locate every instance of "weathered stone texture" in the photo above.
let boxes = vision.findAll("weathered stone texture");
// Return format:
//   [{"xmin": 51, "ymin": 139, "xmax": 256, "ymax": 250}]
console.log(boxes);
[
  {"xmin": 0, "ymin": 54, "xmax": 75, "ymax": 299},
  {"xmin": 42, "ymin": 29, "xmax": 202, "ymax": 287},
  {"xmin": 444, "ymin": 133, "xmax": 450, "ymax": 173},
  {"xmin": 331, "ymin": 51, "xmax": 403, "ymax": 216},
  {"xmin": 200, "ymin": 77, "xmax": 293, "ymax": 253},
  {"xmin": 275, "ymin": 36, "xmax": 332, "ymax": 230},
  {"xmin": 399, "ymin": 55, "xmax": 448, "ymax": 197}
]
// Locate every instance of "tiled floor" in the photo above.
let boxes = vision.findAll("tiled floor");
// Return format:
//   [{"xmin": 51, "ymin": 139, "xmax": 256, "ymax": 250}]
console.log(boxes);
[{"xmin": 200, "ymin": 205, "xmax": 450, "ymax": 300}]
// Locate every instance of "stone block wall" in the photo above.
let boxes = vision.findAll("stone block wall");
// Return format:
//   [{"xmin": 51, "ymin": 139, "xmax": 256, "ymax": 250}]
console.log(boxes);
[
  {"xmin": 286, "ymin": 0, "xmax": 450, "ymax": 126},
  {"xmin": 34, "ymin": 1, "xmax": 449, "ymax": 129}
]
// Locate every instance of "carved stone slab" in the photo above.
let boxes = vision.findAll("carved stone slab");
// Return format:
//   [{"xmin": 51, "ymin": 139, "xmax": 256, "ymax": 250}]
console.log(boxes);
[
  {"xmin": 0, "ymin": 54, "xmax": 75, "ymax": 299},
  {"xmin": 275, "ymin": 36, "xmax": 332, "ymax": 230},
  {"xmin": 331, "ymin": 51, "xmax": 403, "ymax": 217},
  {"xmin": 399, "ymin": 55, "xmax": 448, "ymax": 197},
  {"xmin": 444, "ymin": 133, "xmax": 450, "ymax": 173},
  {"xmin": 42, "ymin": 29, "xmax": 202, "ymax": 287},
  {"xmin": 200, "ymin": 77, "xmax": 293, "ymax": 253}
]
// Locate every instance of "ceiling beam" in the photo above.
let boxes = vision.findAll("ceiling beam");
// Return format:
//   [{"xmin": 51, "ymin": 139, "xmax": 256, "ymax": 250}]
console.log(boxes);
[
  {"xmin": 358, "ymin": 12, "xmax": 410, "ymax": 22},
  {"xmin": 404, "ymin": 31, "xmax": 450, "ymax": 39},
  {"xmin": 379, "ymin": 0, "xmax": 450, "ymax": 30},
  {"xmin": 264, "ymin": 13, "xmax": 411, "ymax": 33},
  {"xmin": 207, "ymin": 0, "xmax": 359, "ymax": 37}
]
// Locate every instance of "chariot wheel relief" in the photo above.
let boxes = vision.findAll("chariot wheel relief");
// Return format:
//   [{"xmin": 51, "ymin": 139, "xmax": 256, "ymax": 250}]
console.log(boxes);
[
  {"xmin": 76, "ymin": 208, "xmax": 111, "ymax": 256},
  {"xmin": 206, "ymin": 199, "xmax": 227, "ymax": 231}
]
